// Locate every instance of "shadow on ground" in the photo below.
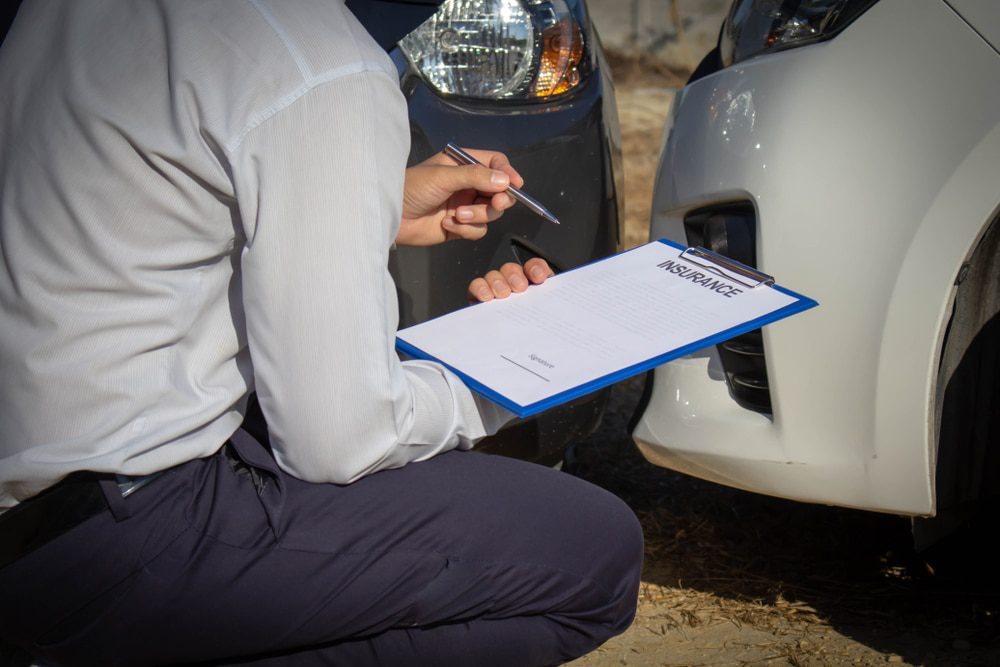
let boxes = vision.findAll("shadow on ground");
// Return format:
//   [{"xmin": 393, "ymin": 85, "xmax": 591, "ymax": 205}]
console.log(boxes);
[{"xmin": 567, "ymin": 376, "xmax": 1000, "ymax": 666}]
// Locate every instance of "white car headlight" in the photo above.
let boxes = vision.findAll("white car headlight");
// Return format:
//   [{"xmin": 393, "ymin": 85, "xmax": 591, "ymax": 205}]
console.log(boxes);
[
  {"xmin": 720, "ymin": 0, "xmax": 878, "ymax": 66},
  {"xmin": 400, "ymin": 0, "xmax": 586, "ymax": 100}
]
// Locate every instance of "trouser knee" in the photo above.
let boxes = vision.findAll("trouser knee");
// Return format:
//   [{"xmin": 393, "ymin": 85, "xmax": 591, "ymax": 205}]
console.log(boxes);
[
  {"xmin": 575, "ymin": 491, "xmax": 644, "ymax": 638},
  {"xmin": 603, "ymin": 500, "xmax": 644, "ymax": 631}
]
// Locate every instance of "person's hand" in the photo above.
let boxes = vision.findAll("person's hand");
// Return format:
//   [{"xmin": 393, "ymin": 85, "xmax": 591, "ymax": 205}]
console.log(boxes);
[
  {"xmin": 467, "ymin": 258, "xmax": 554, "ymax": 302},
  {"xmin": 396, "ymin": 148, "xmax": 524, "ymax": 246}
]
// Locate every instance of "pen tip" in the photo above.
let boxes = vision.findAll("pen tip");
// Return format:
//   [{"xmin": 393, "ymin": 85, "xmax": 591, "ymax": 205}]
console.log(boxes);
[{"xmin": 537, "ymin": 208, "xmax": 560, "ymax": 225}]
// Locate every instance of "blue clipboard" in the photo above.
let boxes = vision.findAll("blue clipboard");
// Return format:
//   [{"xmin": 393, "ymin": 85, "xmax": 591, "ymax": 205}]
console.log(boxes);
[{"xmin": 396, "ymin": 238, "xmax": 818, "ymax": 418}]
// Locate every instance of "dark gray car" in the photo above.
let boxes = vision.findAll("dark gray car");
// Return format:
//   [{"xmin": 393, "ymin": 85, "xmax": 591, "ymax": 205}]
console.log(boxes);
[{"xmin": 365, "ymin": 0, "xmax": 625, "ymax": 464}]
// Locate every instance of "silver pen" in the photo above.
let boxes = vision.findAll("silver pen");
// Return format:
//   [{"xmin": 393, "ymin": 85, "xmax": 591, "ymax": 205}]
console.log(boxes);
[{"xmin": 443, "ymin": 142, "xmax": 561, "ymax": 225}]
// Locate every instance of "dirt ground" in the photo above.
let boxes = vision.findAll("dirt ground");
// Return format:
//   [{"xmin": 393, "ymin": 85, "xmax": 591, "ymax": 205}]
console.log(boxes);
[{"xmin": 562, "ymin": 54, "xmax": 1000, "ymax": 667}]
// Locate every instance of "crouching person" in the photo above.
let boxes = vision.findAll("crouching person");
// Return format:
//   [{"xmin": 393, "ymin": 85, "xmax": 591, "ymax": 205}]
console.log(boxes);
[{"xmin": 0, "ymin": 1, "xmax": 642, "ymax": 665}]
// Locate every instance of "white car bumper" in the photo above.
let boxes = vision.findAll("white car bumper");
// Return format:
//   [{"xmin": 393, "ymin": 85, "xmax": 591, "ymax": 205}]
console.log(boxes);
[{"xmin": 632, "ymin": 0, "xmax": 1000, "ymax": 515}]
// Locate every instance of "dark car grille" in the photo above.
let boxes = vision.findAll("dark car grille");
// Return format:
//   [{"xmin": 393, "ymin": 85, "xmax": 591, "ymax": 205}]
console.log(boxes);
[{"xmin": 683, "ymin": 202, "xmax": 772, "ymax": 414}]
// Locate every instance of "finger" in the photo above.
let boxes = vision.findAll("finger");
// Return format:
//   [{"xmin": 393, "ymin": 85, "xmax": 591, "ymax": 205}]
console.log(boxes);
[
  {"xmin": 477, "ymin": 150, "xmax": 524, "ymax": 189},
  {"xmin": 499, "ymin": 262, "xmax": 530, "ymax": 293},
  {"xmin": 442, "ymin": 217, "xmax": 487, "ymax": 241},
  {"xmin": 458, "ymin": 193, "xmax": 511, "ymax": 221},
  {"xmin": 483, "ymin": 269, "xmax": 512, "ymax": 299},
  {"xmin": 467, "ymin": 277, "xmax": 494, "ymax": 302},
  {"xmin": 441, "ymin": 147, "xmax": 525, "ymax": 190},
  {"xmin": 488, "ymin": 191, "xmax": 517, "ymax": 213},
  {"xmin": 456, "ymin": 201, "xmax": 514, "ymax": 225},
  {"xmin": 524, "ymin": 257, "xmax": 554, "ymax": 284},
  {"xmin": 454, "ymin": 203, "xmax": 497, "ymax": 225},
  {"xmin": 436, "ymin": 163, "xmax": 510, "ymax": 196}
]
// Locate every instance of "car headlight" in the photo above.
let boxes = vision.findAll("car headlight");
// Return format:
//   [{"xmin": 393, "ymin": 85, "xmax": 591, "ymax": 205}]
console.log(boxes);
[
  {"xmin": 720, "ymin": 0, "xmax": 879, "ymax": 66},
  {"xmin": 399, "ymin": 0, "xmax": 586, "ymax": 101}
]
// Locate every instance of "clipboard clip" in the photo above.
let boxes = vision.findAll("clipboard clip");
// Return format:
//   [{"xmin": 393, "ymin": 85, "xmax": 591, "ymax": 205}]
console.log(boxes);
[{"xmin": 680, "ymin": 246, "xmax": 775, "ymax": 289}]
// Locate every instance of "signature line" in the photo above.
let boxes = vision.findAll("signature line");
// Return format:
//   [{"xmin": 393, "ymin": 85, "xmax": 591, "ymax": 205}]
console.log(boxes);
[{"xmin": 499, "ymin": 355, "xmax": 550, "ymax": 382}]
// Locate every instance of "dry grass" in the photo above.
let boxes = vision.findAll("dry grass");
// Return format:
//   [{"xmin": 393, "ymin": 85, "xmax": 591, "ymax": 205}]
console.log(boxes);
[
  {"xmin": 607, "ymin": 51, "xmax": 684, "ymax": 250},
  {"xmin": 565, "ymin": 372, "xmax": 1000, "ymax": 666}
]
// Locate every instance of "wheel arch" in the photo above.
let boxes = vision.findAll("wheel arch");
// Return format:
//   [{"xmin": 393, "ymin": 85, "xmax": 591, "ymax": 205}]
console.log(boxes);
[{"xmin": 875, "ymin": 119, "xmax": 1000, "ymax": 520}]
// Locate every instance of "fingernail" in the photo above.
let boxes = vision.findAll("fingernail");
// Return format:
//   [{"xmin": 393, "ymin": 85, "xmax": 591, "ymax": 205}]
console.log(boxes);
[
  {"xmin": 511, "ymin": 275, "xmax": 527, "ymax": 290},
  {"xmin": 491, "ymin": 279, "xmax": 510, "ymax": 297},
  {"xmin": 476, "ymin": 287, "xmax": 493, "ymax": 301},
  {"xmin": 457, "ymin": 208, "xmax": 473, "ymax": 222},
  {"xmin": 490, "ymin": 171, "xmax": 509, "ymax": 187},
  {"xmin": 528, "ymin": 265, "xmax": 545, "ymax": 281}
]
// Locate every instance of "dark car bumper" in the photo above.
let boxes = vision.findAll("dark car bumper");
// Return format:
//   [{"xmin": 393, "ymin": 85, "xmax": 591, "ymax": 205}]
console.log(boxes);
[{"xmin": 389, "ymin": 30, "xmax": 623, "ymax": 464}]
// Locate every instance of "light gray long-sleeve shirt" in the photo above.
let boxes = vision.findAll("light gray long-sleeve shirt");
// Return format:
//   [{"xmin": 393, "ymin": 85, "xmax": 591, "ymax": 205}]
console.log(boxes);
[{"xmin": 0, "ymin": 0, "xmax": 511, "ymax": 510}]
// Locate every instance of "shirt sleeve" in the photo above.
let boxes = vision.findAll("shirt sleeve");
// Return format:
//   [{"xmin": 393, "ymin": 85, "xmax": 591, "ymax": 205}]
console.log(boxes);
[{"xmin": 228, "ymin": 64, "xmax": 514, "ymax": 485}]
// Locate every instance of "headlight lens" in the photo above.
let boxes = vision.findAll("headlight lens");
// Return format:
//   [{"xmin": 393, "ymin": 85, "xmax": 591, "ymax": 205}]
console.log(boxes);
[
  {"xmin": 400, "ymin": 0, "xmax": 586, "ymax": 101},
  {"xmin": 720, "ymin": 0, "xmax": 879, "ymax": 66}
]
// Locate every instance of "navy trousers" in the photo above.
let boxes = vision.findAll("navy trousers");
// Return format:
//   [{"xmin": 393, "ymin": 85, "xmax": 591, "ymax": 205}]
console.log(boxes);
[{"xmin": 0, "ymin": 431, "xmax": 643, "ymax": 666}]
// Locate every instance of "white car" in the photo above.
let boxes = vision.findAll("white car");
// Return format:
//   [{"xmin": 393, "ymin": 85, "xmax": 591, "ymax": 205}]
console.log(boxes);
[{"xmin": 631, "ymin": 0, "xmax": 1000, "ymax": 540}]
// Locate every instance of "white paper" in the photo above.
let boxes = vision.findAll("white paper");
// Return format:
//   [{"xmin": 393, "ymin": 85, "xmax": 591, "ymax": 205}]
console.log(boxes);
[{"xmin": 397, "ymin": 241, "xmax": 807, "ymax": 414}]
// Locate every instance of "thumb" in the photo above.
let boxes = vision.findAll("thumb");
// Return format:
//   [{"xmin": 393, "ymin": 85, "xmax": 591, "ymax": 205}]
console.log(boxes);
[{"xmin": 443, "ymin": 163, "xmax": 510, "ymax": 194}]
